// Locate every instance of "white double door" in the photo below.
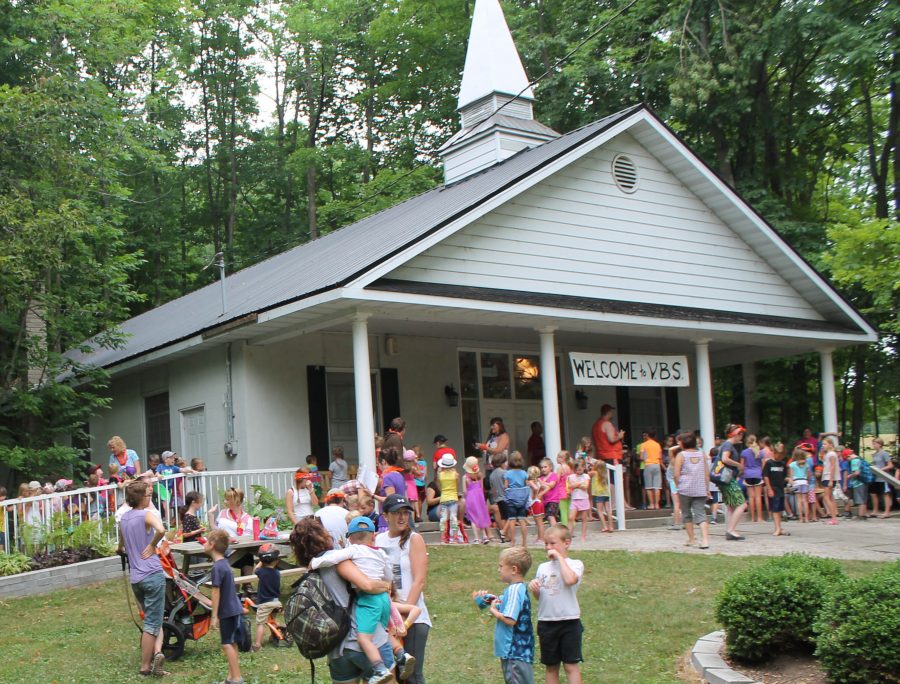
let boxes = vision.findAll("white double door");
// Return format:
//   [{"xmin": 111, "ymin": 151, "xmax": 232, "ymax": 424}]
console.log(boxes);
[{"xmin": 479, "ymin": 400, "xmax": 544, "ymax": 456}]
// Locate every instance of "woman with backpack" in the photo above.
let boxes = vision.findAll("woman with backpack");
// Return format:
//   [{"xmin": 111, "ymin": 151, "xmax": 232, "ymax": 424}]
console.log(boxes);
[
  {"xmin": 288, "ymin": 517, "xmax": 393, "ymax": 683},
  {"xmin": 715, "ymin": 424, "xmax": 749, "ymax": 541},
  {"xmin": 376, "ymin": 494, "xmax": 431, "ymax": 684}
]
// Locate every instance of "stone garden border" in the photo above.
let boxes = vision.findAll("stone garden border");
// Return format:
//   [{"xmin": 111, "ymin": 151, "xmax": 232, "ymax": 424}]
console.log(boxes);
[
  {"xmin": 691, "ymin": 630, "xmax": 761, "ymax": 684},
  {"xmin": 0, "ymin": 556, "xmax": 122, "ymax": 599}
]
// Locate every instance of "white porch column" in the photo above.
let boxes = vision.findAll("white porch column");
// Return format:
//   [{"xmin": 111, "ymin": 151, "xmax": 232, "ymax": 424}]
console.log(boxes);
[
  {"xmin": 538, "ymin": 327, "xmax": 561, "ymax": 460},
  {"xmin": 820, "ymin": 348, "xmax": 838, "ymax": 433},
  {"xmin": 352, "ymin": 313, "xmax": 376, "ymax": 476},
  {"xmin": 695, "ymin": 339, "xmax": 715, "ymax": 453}
]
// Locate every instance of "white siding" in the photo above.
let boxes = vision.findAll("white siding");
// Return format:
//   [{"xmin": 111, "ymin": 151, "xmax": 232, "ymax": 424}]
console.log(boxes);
[
  {"xmin": 91, "ymin": 330, "xmax": 704, "ymax": 470},
  {"xmin": 397, "ymin": 132, "xmax": 823, "ymax": 321},
  {"xmin": 90, "ymin": 348, "xmax": 233, "ymax": 469}
]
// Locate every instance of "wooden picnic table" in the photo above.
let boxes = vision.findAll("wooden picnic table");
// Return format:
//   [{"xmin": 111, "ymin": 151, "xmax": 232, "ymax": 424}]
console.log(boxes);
[{"xmin": 169, "ymin": 535, "xmax": 295, "ymax": 576}]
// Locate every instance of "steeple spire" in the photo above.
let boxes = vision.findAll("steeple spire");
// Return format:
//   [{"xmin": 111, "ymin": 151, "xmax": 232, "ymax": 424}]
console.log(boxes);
[
  {"xmin": 439, "ymin": 0, "xmax": 558, "ymax": 185},
  {"xmin": 457, "ymin": 0, "xmax": 534, "ymax": 110}
]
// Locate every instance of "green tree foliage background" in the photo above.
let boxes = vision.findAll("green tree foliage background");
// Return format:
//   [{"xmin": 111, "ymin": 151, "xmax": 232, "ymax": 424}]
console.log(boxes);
[{"xmin": 0, "ymin": 0, "xmax": 896, "ymax": 482}]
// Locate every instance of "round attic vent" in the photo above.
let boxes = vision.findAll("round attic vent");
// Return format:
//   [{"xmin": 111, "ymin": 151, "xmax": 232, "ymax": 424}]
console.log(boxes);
[{"xmin": 612, "ymin": 154, "xmax": 639, "ymax": 193}]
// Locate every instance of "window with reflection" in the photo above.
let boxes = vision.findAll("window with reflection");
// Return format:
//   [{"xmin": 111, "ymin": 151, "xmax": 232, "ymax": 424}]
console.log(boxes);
[
  {"xmin": 480, "ymin": 352, "xmax": 511, "ymax": 399},
  {"xmin": 458, "ymin": 351, "xmax": 478, "ymax": 399},
  {"xmin": 514, "ymin": 355, "xmax": 541, "ymax": 400}
]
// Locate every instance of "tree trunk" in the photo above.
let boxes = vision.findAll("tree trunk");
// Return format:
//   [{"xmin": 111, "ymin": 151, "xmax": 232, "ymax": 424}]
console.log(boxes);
[
  {"xmin": 849, "ymin": 349, "xmax": 865, "ymax": 453},
  {"xmin": 306, "ymin": 163, "xmax": 317, "ymax": 240},
  {"xmin": 872, "ymin": 373, "xmax": 879, "ymax": 436},
  {"xmin": 840, "ymin": 365, "xmax": 851, "ymax": 436}
]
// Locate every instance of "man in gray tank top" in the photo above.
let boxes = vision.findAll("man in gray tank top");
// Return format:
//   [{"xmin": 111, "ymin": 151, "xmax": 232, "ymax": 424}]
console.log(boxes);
[{"xmin": 117, "ymin": 480, "xmax": 168, "ymax": 677}]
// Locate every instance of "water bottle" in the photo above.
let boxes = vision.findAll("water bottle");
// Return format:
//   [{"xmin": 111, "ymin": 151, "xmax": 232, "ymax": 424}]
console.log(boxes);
[{"xmin": 474, "ymin": 593, "xmax": 497, "ymax": 609}]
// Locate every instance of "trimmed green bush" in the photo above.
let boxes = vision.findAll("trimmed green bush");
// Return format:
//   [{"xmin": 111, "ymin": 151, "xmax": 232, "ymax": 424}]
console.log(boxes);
[
  {"xmin": 814, "ymin": 560, "xmax": 900, "ymax": 684},
  {"xmin": 714, "ymin": 553, "xmax": 844, "ymax": 663}
]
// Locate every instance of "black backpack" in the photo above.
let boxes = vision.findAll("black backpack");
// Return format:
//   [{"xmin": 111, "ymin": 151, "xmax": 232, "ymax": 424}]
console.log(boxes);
[{"xmin": 283, "ymin": 569, "xmax": 352, "ymax": 683}]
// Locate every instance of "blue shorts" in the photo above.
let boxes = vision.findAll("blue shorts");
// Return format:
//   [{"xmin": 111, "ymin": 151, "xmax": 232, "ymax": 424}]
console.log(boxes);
[
  {"xmin": 132, "ymin": 571, "xmax": 166, "ymax": 637},
  {"xmin": 356, "ymin": 592, "xmax": 390, "ymax": 634},
  {"xmin": 592, "ymin": 495, "xmax": 609, "ymax": 504},
  {"xmin": 768, "ymin": 495, "xmax": 785, "ymax": 513},
  {"xmin": 329, "ymin": 642, "xmax": 394, "ymax": 683},
  {"xmin": 506, "ymin": 502, "xmax": 528, "ymax": 520},
  {"xmin": 219, "ymin": 614, "xmax": 243, "ymax": 645}
]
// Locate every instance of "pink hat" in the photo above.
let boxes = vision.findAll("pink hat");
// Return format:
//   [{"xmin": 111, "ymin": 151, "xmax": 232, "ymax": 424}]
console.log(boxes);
[{"xmin": 403, "ymin": 449, "xmax": 417, "ymax": 461}]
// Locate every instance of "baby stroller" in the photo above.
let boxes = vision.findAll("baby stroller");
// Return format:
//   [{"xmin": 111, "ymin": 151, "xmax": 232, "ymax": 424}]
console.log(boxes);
[{"xmin": 157, "ymin": 541, "xmax": 251, "ymax": 660}]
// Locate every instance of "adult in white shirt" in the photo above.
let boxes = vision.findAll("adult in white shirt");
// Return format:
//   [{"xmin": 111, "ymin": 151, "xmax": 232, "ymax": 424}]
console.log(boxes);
[
  {"xmin": 315, "ymin": 490, "xmax": 350, "ymax": 548},
  {"xmin": 375, "ymin": 494, "xmax": 431, "ymax": 684},
  {"xmin": 286, "ymin": 469, "xmax": 318, "ymax": 523}
]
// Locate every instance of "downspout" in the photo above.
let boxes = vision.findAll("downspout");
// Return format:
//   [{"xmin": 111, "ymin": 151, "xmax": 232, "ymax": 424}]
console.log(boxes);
[{"xmin": 224, "ymin": 342, "xmax": 237, "ymax": 459}]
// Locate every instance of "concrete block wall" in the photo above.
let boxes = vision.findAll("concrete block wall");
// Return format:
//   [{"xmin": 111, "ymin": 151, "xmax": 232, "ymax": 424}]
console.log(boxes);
[{"xmin": 0, "ymin": 556, "xmax": 122, "ymax": 599}]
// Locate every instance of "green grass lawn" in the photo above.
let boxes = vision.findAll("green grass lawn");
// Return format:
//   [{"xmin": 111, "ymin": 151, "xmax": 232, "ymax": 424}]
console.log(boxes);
[{"xmin": 0, "ymin": 548, "xmax": 880, "ymax": 683}]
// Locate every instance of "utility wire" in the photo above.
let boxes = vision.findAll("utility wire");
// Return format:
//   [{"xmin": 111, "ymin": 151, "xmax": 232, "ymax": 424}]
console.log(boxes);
[{"xmin": 227, "ymin": 0, "xmax": 640, "ymax": 271}]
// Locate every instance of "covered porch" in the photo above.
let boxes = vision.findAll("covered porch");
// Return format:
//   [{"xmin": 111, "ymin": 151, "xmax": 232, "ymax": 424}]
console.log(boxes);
[{"xmin": 236, "ymin": 279, "xmax": 851, "ymax": 474}]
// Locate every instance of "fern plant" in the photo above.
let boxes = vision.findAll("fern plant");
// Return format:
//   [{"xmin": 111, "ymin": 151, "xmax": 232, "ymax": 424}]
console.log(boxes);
[{"xmin": 0, "ymin": 551, "xmax": 32, "ymax": 576}]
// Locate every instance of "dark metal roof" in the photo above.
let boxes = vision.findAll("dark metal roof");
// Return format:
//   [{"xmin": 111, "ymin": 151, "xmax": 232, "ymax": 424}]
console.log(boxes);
[
  {"xmin": 368, "ymin": 279, "xmax": 862, "ymax": 334},
  {"xmin": 438, "ymin": 112, "xmax": 560, "ymax": 150},
  {"xmin": 72, "ymin": 106, "xmax": 642, "ymax": 369}
]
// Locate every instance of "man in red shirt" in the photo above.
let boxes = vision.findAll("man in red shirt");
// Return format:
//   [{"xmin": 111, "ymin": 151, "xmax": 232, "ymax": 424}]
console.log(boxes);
[
  {"xmin": 593, "ymin": 404, "xmax": 632, "ymax": 510},
  {"xmin": 593, "ymin": 404, "xmax": 625, "ymax": 463}
]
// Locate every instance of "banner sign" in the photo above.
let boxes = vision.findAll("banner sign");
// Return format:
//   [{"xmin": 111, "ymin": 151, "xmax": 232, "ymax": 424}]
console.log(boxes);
[{"xmin": 569, "ymin": 352, "xmax": 689, "ymax": 387}]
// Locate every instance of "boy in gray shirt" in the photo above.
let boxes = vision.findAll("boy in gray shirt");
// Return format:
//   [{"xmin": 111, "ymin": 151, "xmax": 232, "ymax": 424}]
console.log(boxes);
[{"xmin": 489, "ymin": 453, "xmax": 509, "ymax": 541}]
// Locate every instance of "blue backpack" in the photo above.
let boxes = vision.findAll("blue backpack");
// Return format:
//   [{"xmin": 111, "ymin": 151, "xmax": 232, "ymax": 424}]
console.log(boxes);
[{"xmin": 857, "ymin": 458, "xmax": 876, "ymax": 484}]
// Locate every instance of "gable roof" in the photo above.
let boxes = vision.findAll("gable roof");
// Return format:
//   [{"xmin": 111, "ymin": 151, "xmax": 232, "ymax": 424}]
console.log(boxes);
[
  {"xmin": 72, "ymin": 104, "xmax": 875, "ymax": 370},
  {"xmin": 74, "ymin": 107, "xmax": 640, "ymax": 369}
]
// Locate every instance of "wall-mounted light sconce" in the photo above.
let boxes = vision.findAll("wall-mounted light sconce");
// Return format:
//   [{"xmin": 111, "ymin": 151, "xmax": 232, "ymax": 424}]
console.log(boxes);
[
  {"xmin": 444, "ymin": 384, "xmax": 460, "ymax": 407},
  {"xmin": 575, "ymin": 389, "xmax": 588, "ymax": 411},
  {"xmin": 385, "ymin": 335, "xmax": 399, "ymax": 356}
]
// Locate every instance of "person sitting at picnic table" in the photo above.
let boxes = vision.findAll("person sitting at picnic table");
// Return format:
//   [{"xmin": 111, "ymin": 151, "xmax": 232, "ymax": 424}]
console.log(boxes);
[
  {"xmin": 286, "ymin": 468, "xmax": 319, "ymax": 523},
  {"xmin": 207, "ymin": 486, "xmax": 255, "ymax": 575}
]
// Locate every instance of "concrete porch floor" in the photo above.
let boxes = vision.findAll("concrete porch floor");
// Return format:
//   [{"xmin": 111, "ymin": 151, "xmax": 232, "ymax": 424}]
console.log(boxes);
[
  {"xmin": 537, "ymin": 515, "xmax": 899, "ymax": 561},
  {"xmin": 420, "ymin": 513, "xmax": 900, "ymax": 562}
]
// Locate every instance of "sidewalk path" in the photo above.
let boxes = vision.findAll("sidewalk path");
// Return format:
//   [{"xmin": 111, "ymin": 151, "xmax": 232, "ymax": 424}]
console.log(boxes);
[{"xmin": 552, "ymin": 517, "xmax": 900, "ymax": 562}]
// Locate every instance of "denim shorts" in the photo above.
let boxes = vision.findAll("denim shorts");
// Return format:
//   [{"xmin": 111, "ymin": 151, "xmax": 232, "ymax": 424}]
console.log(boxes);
[
  {"xmin": 506, "ymin": 502, "xmax": 528, "ymax": 520},
  {"xmin": 329, "ymin": 642, "xmax": 394, "ymax": 683},
  {"xmin": 132, "ymin": 571, "xmax": 166, "ymax": 637}
]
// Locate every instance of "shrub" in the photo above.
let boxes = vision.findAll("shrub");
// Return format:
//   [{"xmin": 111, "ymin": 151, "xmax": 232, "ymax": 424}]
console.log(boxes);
[
  {"xmin": 30, "ymin": 546, "xmax": 99, "ymax": 570},
  {"xmin": 0, "ymin": 551, "xmax": 32, "ymax": 576},
  {"xmin": 714, "ymin": 553, "xmax": 844, "ymax": 663},
  {"xmin": 814, "ymin": 561, "xmax": 900, "ymax": 684}
]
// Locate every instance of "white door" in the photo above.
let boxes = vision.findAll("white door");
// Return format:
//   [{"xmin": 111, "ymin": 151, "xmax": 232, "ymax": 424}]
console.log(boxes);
[
  {"xmin": 481, "ymin": 401, "xmax": 544, "ymax": 455},
  {"xmin": 326, "ymin": 371, "xmax": 379, "ymax": 466},
  {"xmin": 180, "ymin": 406, "xmax": 206, "ymax": 460}
]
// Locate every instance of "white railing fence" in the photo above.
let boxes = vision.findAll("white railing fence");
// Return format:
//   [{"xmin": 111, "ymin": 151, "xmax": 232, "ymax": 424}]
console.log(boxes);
[
  {"xmin": 1, "ymin": 468, "xmax": 298, "ymax": 556},
  {"xmin": 607, "ymin": 461, "xmax": 627, "ymax": 531}
]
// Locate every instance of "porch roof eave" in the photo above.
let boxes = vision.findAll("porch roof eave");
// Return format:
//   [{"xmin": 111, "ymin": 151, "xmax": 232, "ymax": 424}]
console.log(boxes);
[{"xmin": 104, "ymin": 282, "xmax": 874, "ymax": 377}]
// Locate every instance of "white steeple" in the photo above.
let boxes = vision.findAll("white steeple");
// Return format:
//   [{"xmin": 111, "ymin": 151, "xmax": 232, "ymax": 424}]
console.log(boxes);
[
  {"xmin": 457, "ymin": 0, "xmax": 534, "ymax": 110},
  {"xmin": 439, "ymin": 0, "xmax": 559, "ymax": 185}
]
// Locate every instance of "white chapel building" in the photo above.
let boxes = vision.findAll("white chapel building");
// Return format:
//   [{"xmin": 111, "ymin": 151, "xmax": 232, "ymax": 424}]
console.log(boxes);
[{"xmin": 77, "ymin": 0, "xmax": 877, "ymax": 474}]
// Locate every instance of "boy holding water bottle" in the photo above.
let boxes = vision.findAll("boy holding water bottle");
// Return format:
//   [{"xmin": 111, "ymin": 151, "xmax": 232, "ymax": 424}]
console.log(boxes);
[{"xmin": 472, "ymin": 546, "xmax": 534, "ymax": 684}]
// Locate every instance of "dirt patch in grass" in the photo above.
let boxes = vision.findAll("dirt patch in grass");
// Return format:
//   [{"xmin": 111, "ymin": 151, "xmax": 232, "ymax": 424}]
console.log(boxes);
[{"xmin": 726, "ymin": 650, "xmax": 828, "ymax": 684}]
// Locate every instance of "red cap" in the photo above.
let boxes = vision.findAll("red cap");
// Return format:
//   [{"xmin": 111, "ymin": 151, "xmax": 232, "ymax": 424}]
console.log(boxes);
[{"xmin": 840, "ymin": 448, "xmax": 854, "ymax": 458}]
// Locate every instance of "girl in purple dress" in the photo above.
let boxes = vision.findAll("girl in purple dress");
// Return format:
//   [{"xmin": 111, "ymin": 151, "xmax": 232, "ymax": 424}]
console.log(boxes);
[{"xmin": 463, "ymin": 456, "xmax": 491, "ymax": 544}]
